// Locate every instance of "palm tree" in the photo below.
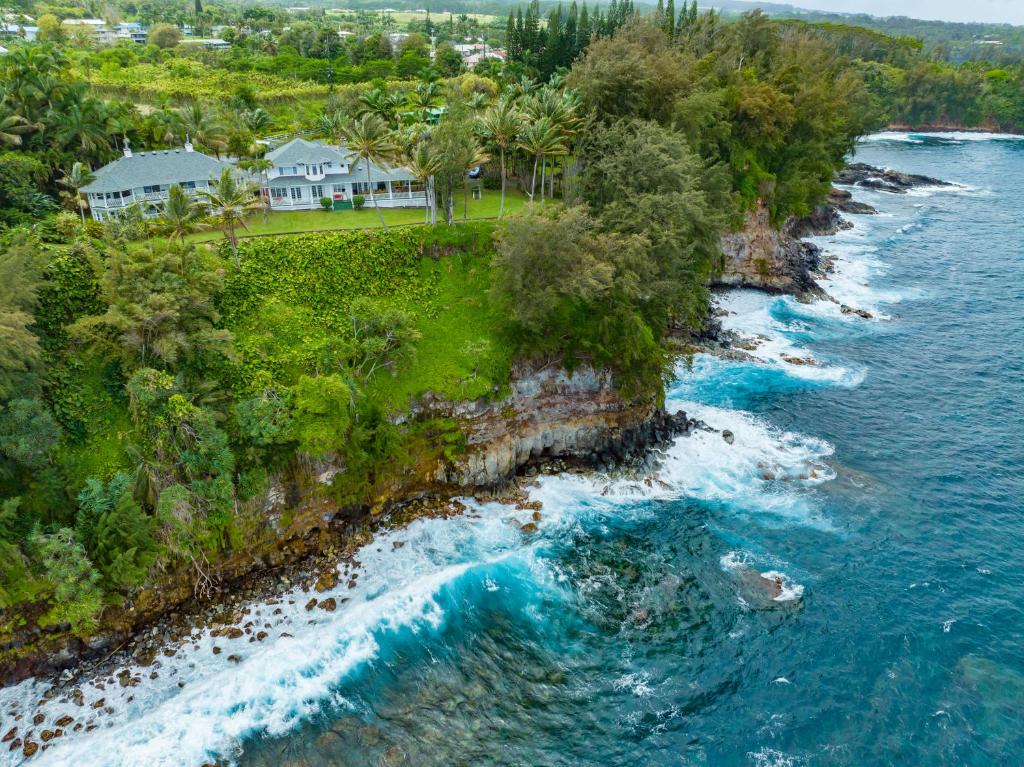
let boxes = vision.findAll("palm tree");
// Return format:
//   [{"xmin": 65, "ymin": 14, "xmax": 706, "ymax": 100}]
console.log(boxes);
[
  {"xmin": 180, "ymin": 102, "xmax": 226, "ymax": 156},
  {"xmin": 357, "ymin": 88, "xmax": 405, "ymax": 129},
  {"xmin": 58, "ymin": 162, "xmax": 96, "ymax": 223},
  {"xmin": 0, "ymin": 110, "xmax": 32, "ymax": 147},
  {"xmin": 161, "ymin": 184, "xmax": 207, "ymax": 240},
  {"xmin": 467, "ymin": 92, "xmax": 490, "ymax": 112},
  {"xmin": 240, "ymin": 107, "xmax": 272, "ymax": 136},
  {"xmin": 52, "ymin": 100, "xmax": 111, "ymax": 164},
  {"xmin": 341, "ymin": 113, "xmax": 399, "ymax": 229},
  {"xmin": 316, "ymin": 109, "xmax": 345, "ymax": 145},
  {"xmin": 406, "ymin": 82, "xmax": 441, "ymax": 122},
  {"xmin": 194, "ymin": 167, "xmax": 262, "ymax": 264},
  {"xmin": 404, "ymin": 142, "xmax": 441, "ymax": 225},
  {"xmin": 477, "ymin": 98, "xmax": 523, "ymax": 217},
  {"xmin": 149, "ymin": 108, "xmax": 183, "ymax": 146},
  {"xmin": 238, "ymin": 157, "xmax": 274, "ymax": 223},
  {"xmin": 518, "ymin": 117, "xmax": 566, "ymax": 202}
]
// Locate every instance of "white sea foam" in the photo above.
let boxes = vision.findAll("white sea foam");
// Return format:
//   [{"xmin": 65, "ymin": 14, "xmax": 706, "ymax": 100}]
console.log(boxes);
[
  {"xmin": 714, "ymin": 291, "xmax": 866, "ymax": 385},
  {"xmin": 760, "ymin": 571, "xmax": 806, "ymax": 602},
  {"xmin": 1, "ymin": 175, "xmax": 908, "ymax": 766},
  {"xmin": 0, "ymin": 505, "xmax": 532, "ymax": 767},
  {"xmin": 860, "ymin": 130, "xmax": 1024, "ymax": 143}
]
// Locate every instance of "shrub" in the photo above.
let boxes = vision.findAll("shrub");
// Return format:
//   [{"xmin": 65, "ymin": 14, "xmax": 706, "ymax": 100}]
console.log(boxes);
[
  {"xmin": 320, "ymin": 196, "xmax": 333, "ymax": 211},
  {"xmin": 352, "ymin": 194, "xmax": 366, "ymax": 210}
]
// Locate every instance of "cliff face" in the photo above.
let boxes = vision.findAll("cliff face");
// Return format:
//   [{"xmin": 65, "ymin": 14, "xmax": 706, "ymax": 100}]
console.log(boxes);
[
  {"xmin": 2, "ymin": 363, "xmax": 688, "ymax": 684},
  {"xmin": 716, "ymin": 202, "xmax": 823, "ymax": 295},
  {"xmin": 421, "ymin": 364, "xmax": 685, "ymax": 488}
]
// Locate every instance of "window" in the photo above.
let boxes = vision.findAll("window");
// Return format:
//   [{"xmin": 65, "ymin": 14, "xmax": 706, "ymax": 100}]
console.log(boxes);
[
  {"xmin": 332, "ymin": 184, "xmax": 345, "ymax": 195},
  {"xmin": 180, "ymin": 181, "xmax": 196, "ymax": 190},
  {"xmin": 143, "ymin": 184, "xmax": 162, "ymax": 194},
  {"xmin": 311, "ymin": 185, "xmax": 324, "ymax": 199},
  {"xmin": 270, "ymin": 187, "xmax": 286, "ymax": 198},
  {"xmin": 289, "ymin": 187, "xmax": 302, "ymax": 201}
]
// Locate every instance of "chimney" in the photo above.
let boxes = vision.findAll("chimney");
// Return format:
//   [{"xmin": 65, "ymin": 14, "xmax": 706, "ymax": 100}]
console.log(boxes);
[
  {"xmin": 184, "ymin": 133, "xmax": 194, "ymax": 152},
  {"xmin": 122, "ymin": 137, "xmax": 132, "ymax": 158}
]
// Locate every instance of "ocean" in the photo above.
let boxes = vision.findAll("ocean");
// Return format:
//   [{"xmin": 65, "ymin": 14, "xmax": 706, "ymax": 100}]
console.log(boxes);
[{"xmin": 3, "ymin": 132, "xmax": 1023, "ymax": 766}]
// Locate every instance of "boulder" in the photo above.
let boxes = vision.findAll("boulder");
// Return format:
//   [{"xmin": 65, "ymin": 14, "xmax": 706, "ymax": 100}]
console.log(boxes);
[
  {"xmin": 318, "ymin": 598, "xmax": 337, "ymax": 612},
  {"xmin": 722, "ymin": 430, "xmax": 735, "ymax": 445}
]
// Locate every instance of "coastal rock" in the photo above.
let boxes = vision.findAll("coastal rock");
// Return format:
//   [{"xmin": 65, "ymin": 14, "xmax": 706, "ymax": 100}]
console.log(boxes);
[
  {"xmin": 314, "ymin": 570, "xmax": 338, "ymax": 593},
  {"xmin": 717, "ymin": 202, "xmax": 822, "ymax": 295},
  {"xmin": 424, "ymin": 363, "xmax": 692, "ymax": 489},
  {"xmin": 722, "ymin": 430, "xmax": 735, "ymax": 445},
  {"xmin": 835, "ymin": 162, "xmax": 951, "ymax": 193},
  {"xmin": 22, "ymin": 741, "xmax": 37, "ymax": 758},
  {"xmin": 840, "ymin": 305, "xmax": 874, "ymax": 319},
  {"xmin": 317, "ymin": 598, "xmax": 337, "ymax": 612},
  {"xmin": 827, "ymin": 187, "xmax": 877, "ymax": 215}
]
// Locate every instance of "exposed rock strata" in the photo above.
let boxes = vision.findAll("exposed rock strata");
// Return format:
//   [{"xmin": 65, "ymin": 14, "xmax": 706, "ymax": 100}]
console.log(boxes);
[
  {"xmin": 1, "ymin": 364, "xmax": 691, "ymax": 686},
  {"xmin": 716, "ymin": 202, "xmax": 823, "ymax": 294},
  {"xmin": 421, "ymin": 364, "xmax": 692, "ymax": 487}
]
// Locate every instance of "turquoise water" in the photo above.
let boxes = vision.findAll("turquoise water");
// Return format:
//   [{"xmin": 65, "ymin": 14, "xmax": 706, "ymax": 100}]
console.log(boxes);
[{"xmin": 4, "ymin": 134, "xmax": 1023, "ymax": 766}]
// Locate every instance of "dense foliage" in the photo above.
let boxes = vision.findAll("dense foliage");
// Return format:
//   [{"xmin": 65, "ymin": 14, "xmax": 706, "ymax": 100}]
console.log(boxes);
[{"xmin": 1, "ymin": 0, "xmax": 1021, "ymax": 654}]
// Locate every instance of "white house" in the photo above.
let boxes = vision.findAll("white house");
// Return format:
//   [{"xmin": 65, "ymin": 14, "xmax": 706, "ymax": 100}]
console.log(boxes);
[
  {"xmin": 262, "ymin": 138, "xmax": 426, "ymax": 211},
  {"xmin": 81, "ymin": 139, "xmax": 235, "ymax": 222},
  {"xmin": 0, "ymin": 22, "xmax": 38, "ymax": 41},
  {"xmin": 62, "ymin": 18, "xmax": 117, "ymax": 45}
]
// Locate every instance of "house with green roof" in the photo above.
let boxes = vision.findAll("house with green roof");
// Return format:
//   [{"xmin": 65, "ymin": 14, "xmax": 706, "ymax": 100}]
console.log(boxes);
[
  {"xmin": 262, "ymin": 137, "xmax": 426, "ymax": 211},
  {"xmin": 81, "ymin": 139, "xmax": 235, "ymax": 222}
]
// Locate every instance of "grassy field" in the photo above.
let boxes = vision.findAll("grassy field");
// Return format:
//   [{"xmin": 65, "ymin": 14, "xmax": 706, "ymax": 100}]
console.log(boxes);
[{"xmin": 189, "ymin": 189, "xmax": 526, "ymax": 243}]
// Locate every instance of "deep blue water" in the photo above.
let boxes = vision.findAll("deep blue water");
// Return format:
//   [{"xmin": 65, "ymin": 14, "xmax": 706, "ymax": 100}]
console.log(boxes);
[{"xmin": 5, "ymin": 134, "xmax": 1023, "ymax": 766}]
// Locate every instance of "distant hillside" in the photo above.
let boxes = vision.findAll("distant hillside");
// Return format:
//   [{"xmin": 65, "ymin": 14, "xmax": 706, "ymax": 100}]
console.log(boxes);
[{"xmin": 694, "ymin": 0, "xmax": 1024, "ymax": 63}]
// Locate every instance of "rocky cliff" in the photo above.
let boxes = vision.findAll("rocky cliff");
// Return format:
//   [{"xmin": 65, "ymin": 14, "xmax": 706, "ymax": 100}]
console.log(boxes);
[
  {"xmin": 716, "ymin": 201, "xmax": 823, "ymax": 295},
  {"xmin": 423, "ymin": 363, "xmax": 689, "ymax": 487},
  {"xmin": 1, "ymin": 363, "xmax": 691, "ymax": 684}
]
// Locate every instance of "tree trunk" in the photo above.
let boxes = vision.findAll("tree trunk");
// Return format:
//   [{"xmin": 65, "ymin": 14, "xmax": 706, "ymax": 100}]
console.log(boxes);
[
  {"xmin": 368, "ymin": 163, "xmax": 386, "ymax": 229},
  {"xmin": 540, "ymin": 155, "xmax": 546, "ymax": 202},
  {"xmin": 499, "ymin": 148, "xmax": 506, "ymax": 218},
  {"xmin": 530, "ymin": 155, "xmax": 538, "ymax": 200},
  {"xmin": 463, "ymin": 176, "xmax": 468, "ymax": 221},
  {"xmin": 227, "ymin": 219, "xmax": 239, "ymax": 267},
  {"xmin": 79, "ymin": 194, "xmax": 85, "ymax": 225},
  {"xmin": 261, "ymin": 172, "xmax": 268, "ymax": 224}
]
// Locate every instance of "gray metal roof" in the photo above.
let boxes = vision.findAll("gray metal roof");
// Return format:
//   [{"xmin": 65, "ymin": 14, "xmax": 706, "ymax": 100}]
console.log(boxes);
[
  {"xmin": 266, "ymin": 138, "xmax": 415, "ymax": 182},
  {"xmin": 81, "ymin": 148, "xmax": 232, "ymax": 194},
  {"xmin": 266, "ymin": 138, "xmax": 348, "ymax": 167}
]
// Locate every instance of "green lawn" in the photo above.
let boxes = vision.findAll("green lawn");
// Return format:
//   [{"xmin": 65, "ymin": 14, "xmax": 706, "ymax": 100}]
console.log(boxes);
[{"xmin": 189, "ymin": 189, "xmax": 526, "ymax": 243}]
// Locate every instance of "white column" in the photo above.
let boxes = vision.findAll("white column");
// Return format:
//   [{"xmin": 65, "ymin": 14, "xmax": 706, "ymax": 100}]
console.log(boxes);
[{"xmin": 387, "ymin": 181, "xmax": 393, "ymax": 200}]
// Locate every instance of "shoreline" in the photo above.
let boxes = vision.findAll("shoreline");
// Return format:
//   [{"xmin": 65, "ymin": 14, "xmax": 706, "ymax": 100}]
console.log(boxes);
[
  {"xmin": 0, "ymin": 170, "xmax": 880, "ymax": 690},
  {"xmin": 881, "ymin": 124, "xmax": 1024, "ymax": 136},
  {"xmin": 0, "ymin": 163, "xmax": 926, "ymax": 761}
]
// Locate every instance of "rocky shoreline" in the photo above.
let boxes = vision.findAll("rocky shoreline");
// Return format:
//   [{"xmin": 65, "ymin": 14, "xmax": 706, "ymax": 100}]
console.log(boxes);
[
  {"xmin": 836, "ymin": 162, "xmax": 952, "ymax": 194},
  {"xmin": 0, "ymin": 160, "xmax": 951, "ymax": 739}
]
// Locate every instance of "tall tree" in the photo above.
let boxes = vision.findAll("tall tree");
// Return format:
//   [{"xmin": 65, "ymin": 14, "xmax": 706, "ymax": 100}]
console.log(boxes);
[
  {"xmin": 194, "ymin": 167, "xmax": 261, "ymax": 261},
  {"xmin": 161, "ymin": 184, "xmax": 207, "ymax": 240},
  {"xmin": 58, "ymin": 161, "xmax": 95, "ymax": 224},
  {"xmin": 0, "ymin": 237, "xmax": 43, "ymax": 399},
  {"xmin": 477, "ymin": 98, "xmax": 524, "ymax": 217},
  {"xmin": 341, "ymin": 113, "xmax": 399, "ymax": 229}
]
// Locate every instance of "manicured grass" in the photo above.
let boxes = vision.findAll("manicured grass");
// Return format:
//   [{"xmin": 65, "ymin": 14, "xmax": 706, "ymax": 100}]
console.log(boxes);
[{"xmin": 189, "ymin": 189, "xmax": 527, "ymax": 243}]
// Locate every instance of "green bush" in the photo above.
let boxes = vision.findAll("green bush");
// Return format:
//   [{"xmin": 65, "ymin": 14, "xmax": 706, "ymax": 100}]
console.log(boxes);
[
  {"xmin": 352, "ymin": 194, "xmax": 366, "ymax": 210},
  {"xmin": 319, "ymin": 196, "xmax": 333, "ymax": 211}
]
